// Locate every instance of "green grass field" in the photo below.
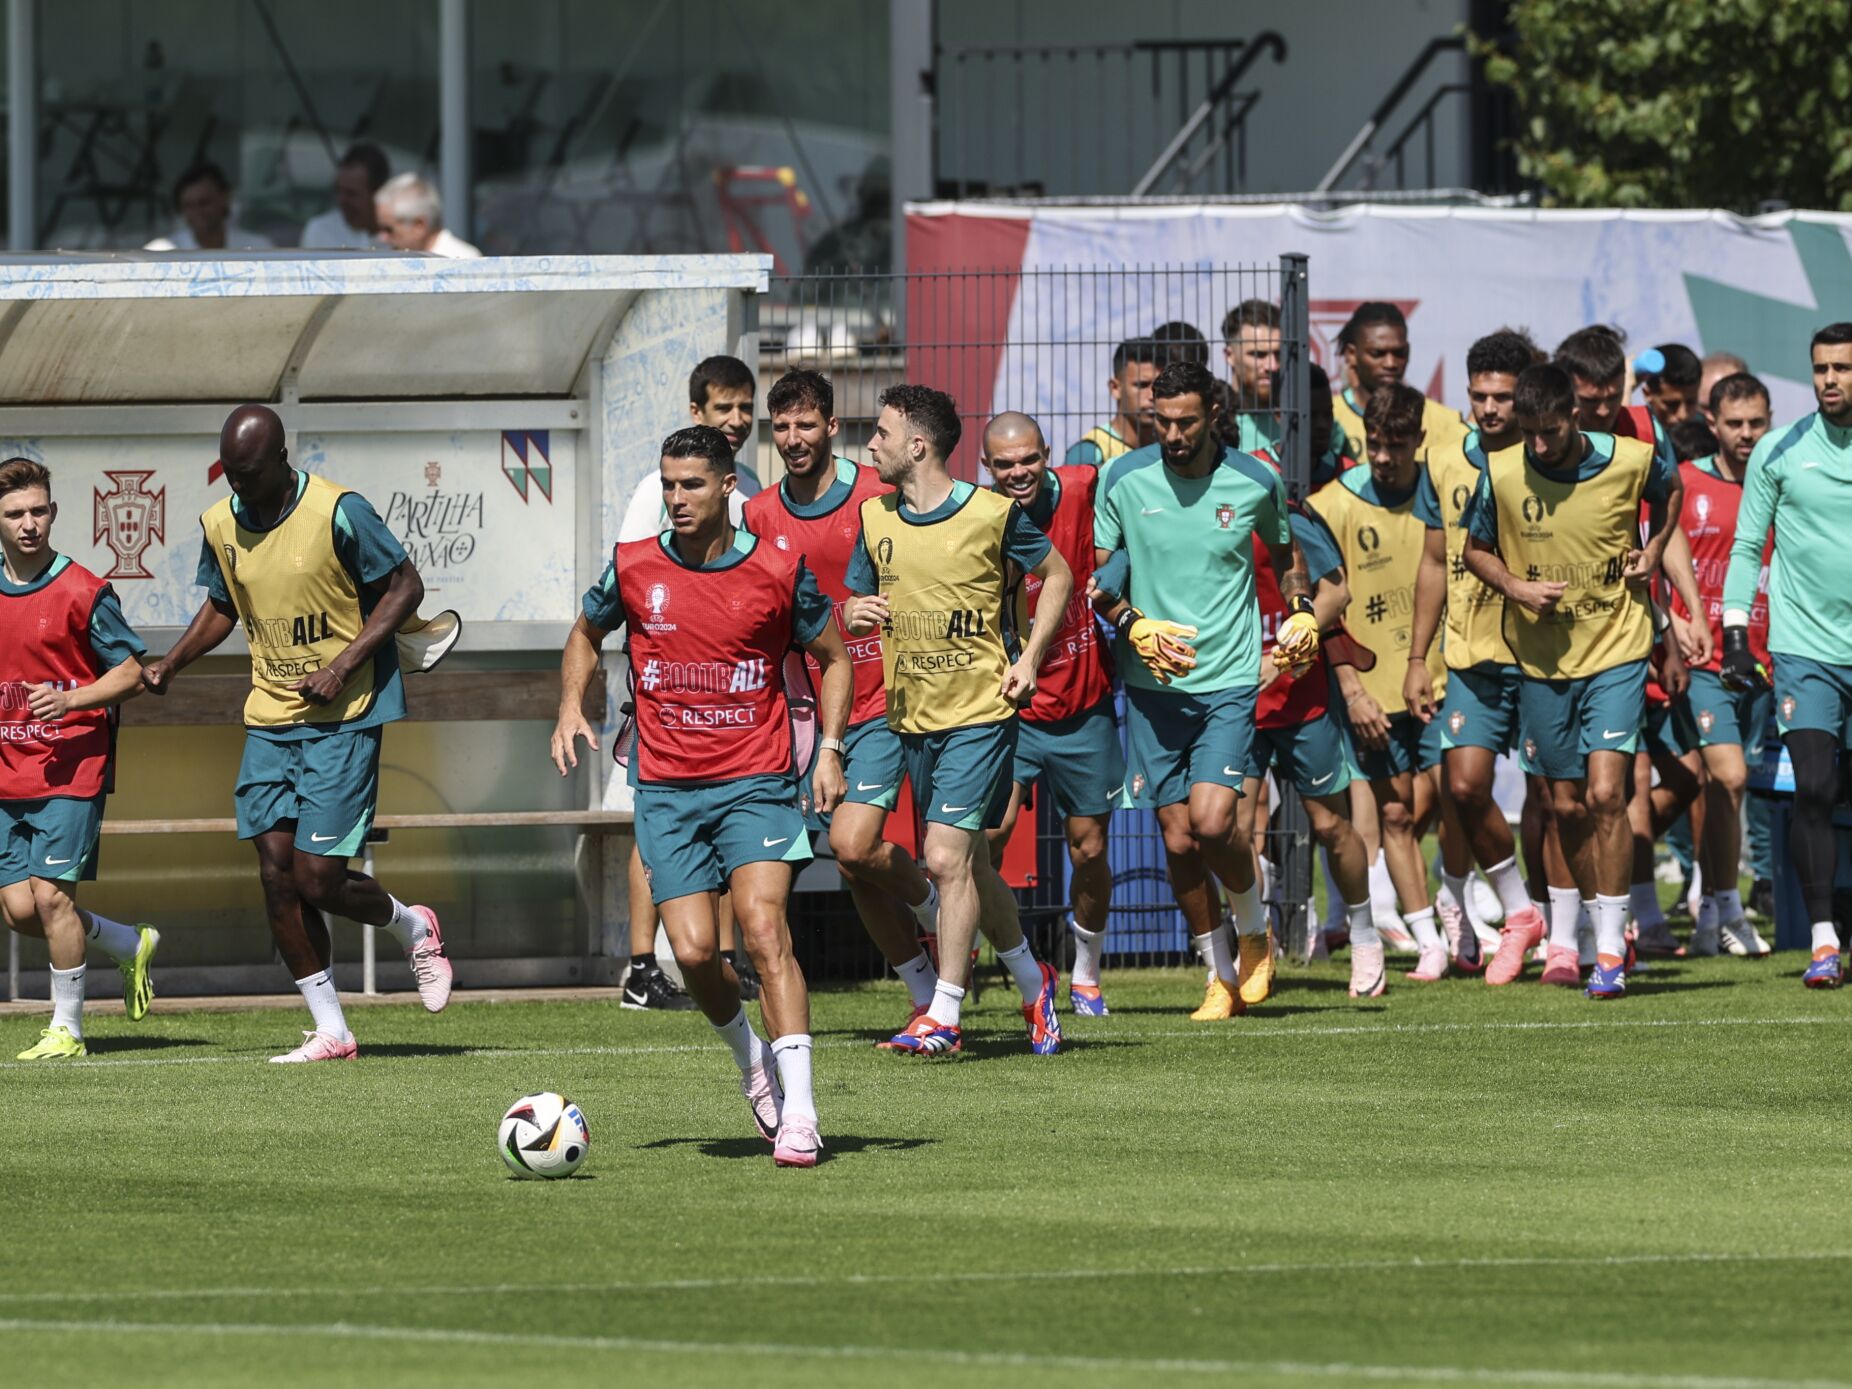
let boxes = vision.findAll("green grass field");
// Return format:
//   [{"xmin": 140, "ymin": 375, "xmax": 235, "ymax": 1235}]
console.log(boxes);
[{"xmin": 3, "ymin": 953, "xmax": 1847, "ymax": 1389}]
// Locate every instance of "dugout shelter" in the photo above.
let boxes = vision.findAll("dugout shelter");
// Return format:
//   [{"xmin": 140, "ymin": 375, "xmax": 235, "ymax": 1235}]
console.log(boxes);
[{"xmin": 0, "ymin": 249, "xmax": 768, "ymax": 998}]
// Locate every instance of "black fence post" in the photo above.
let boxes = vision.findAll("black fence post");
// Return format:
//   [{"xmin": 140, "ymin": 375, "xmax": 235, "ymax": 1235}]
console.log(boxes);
[{"xmin": 1277, "ymin": 250, "xmax": 1314, "ymax": 957}]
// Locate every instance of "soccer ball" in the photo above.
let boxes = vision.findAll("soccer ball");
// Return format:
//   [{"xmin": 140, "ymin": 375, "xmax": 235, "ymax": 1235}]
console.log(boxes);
[{"xmin": 497, "ymin": 1092, "xmax": 590, "ymax": 1179}]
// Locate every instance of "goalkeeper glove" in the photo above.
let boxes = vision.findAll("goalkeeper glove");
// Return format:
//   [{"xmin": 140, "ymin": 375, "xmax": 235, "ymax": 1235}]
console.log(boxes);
[
  {"xmin": 1115, "ymin": 607, "xmax": 1198, "ymax": 685},
  {"xmin": 1274, "ymin": 597, "xmax": 1321, "ymax": 671},
  {"xmin": 1719, "ymin": 624, "xmax": 1768, "ymax": 693}
]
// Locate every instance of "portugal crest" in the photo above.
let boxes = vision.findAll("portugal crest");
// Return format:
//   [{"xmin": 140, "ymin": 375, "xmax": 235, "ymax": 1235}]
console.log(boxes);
[
  {"xmin": 1215, "ymin": 503, "xmax": 1234, "ymax": 529},
  {"xmin": 1448, "ymin": 709, "xmax": 1466, "ymax": 736},
  {"xmin": 92, "ymin": 470, "xmax": 166, "ymax": 580}
]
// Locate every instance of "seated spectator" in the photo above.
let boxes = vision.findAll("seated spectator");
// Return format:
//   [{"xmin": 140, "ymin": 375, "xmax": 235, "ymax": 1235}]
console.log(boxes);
[
  {"xmin": 375, "ymin": 174, "xmax": 481, "ymax": 259},
  {"xmin": 144, "ymin": 162, "xmax": 275, "ymax": 252},
  {"xmin": 300, "ymin": 143, "xmax": 390, "ymax": 250}
]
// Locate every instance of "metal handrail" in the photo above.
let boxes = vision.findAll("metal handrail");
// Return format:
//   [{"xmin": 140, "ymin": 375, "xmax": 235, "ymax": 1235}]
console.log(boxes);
[
  {"xmin": 1131, "ymin": 32, "xmax": 1287, "ymax": 197},
  {"xmin": 1315, "ymin": 36, "xmax": 1467, "ymax": 193}
]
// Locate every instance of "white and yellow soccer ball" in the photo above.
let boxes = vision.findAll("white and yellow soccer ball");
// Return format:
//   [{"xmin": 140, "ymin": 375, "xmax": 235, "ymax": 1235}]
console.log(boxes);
[{"xmin": 497, "ymin": 1092, "xmax": 590, "ymax": 1179}]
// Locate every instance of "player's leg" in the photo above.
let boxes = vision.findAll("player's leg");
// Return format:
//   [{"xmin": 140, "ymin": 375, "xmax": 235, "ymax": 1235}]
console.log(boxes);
[
  {"xmin": 1774, "ymin": 655, "xmax": 1851, "ymax": 987},
  {"xmin": 1579, "ymin": 662, "xmax": 1650, "ymax": 997},
  {"xmin": 833, "ymin": 801, "xmax": 938, "ymax": 1021},
  {"xmin": 1641, "ymin": 742, "xmax": 1707, "ymax": 953},
  {"xmin": 1064, "ymin": 813, "xmax": 1113, "ymax": 1013},
  {"xmin": 1693, "ymin": 666, "xmax": 1767, "ymax": 956},
  {"xmin": 1036, "ymin": 697, "xmax": 1123, "ymax": 1014},
  {"xmin": 3, "ymin": 857, "xmax": 88, "ymax": 1058},
  {"xmin": 1187, "ymin": 688, "xmax": 1273, "ymax": 998},
  {"xmin": 1445, "ymin": 739, "xmax": 1544, "ymax": 980},
  {"xmin": 621, "ymin": 846, "xmax": 691, "ymax": 1011},
  {"xmin": 716, "ymin": 893, "xmax": 758, "ymax": 1003},
  {"xmin": 1432, "ymin": 778, "xmax": 1486, "ymax": 972},
  {"xmin": 1371, "ymin": 765, "xmax": 1444, "ymax": 979},
  {"xmin": 251, "ymin": 828, "xmax": 355, "ymax": 1061},
  {"xmin": 725, "ymin": 855, "xmax": 821, "ymax": 1166},
  {"xmin": 1297, "ymin": 763, "xmax": 1385, "ymax": 996},
  {"xmin": 284, "ymin": 728, "xmax": 452, "ymax": 1014}
]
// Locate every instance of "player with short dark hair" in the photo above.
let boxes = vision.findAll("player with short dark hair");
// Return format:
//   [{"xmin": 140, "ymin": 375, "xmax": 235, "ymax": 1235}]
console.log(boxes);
[
  {"xmin": 1463, "ymin": 364, "xmax": 1683, "ymax": 1000},
  {"xmin": 743, "ymin": 371, "xmax": 944, "ymax": 1032},
  {"xmin": 1067, "ymin": 335, "xmax": 1166, "ymax": 468},
  {"xmin": 1555, "ymin": 325, "xmax": 1678, "ymax": 472},
  {"xmin": 1223, "ymin": 299, "xmax": 1283, "ymax": 454},
  {"xmin": 1331, "ymin": 302, "xmax": 1468, "ymax": 465},
  {"xmin": 145, "ymin": 405, "xmax": 452, "ymax": 1060},
  {"xmin": 1093, "ymin": 359, "xmax": 1321, "ymax": 1018},
  {"xmin": 1722, "ymin": 324, "xmax": 1852, "ymax": 988},
  {"xmin": 553, "ymin": 423, "xmax": 850, "ymax": 1165},
  {"xmin": 688, "ymin": 355, "xmax": 762, "ymax": 494},
  {"xmin": 1, "ymin": 458, "xmax": 161, "ymax": 1059},
  {"xmin": 1406, "ymin": 331, "xmax": 1552, "ymax": 984},
  {"xmin": 1637, "ymin": 343, "xmax": 1703, "ymax": 427},
  {"xmin": 981, "ymin": 411, "xmax": 1124, "ymax": 1013},
  {"xmin": 845, "ymin": 385, "xmax": 1075, "ymax": 1057}
]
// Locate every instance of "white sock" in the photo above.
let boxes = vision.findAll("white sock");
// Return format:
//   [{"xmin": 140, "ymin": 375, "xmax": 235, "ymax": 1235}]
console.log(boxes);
[
  {"xmin": 1628, "ymin": 882, "xmax": 1664, "ymax": 928},
  {"xmin": 894, "ymin": 951, "xmax": 938, "ymax": 1008},
  {"xmin": 1191, "ymin": 923, "xmax": 1236, "ymax": 983},
  {"xmin": 712, "ymin": 1007, "xmax": 766, "ymax": 1072},
  {"xmin": 909, "ymin": 879, "xmax": 940, "ymax": 933},
  {"xmin": 1440, "ymin": 870, "xmax": 1470, "ymax": 917},
  {"xmin": 927, "ymin": 979, "xmax": 964, "ymax": 1028},
  {"xmin": 1716, "ymin": 887, "xmax": 1744, "ymax": 922},
  {"xmin": 1812, "ymin": 922, "xmax": 1839, "ymax": 953},
  {"xmin": 1227, "ymin": 883, "xmax": 1267, "ymax": 937},
  {"xmin": 770, "ymin": 1033, "xmax": 816, "ymax": 1125},
  {"xmin": 83, "ymin": 911, "xmax": 142, "ymax": 963},
  {"xmin": 1070, "ymin": 921, "xmax": 1106, "ymax": 987},
  {"xmin": 995, "ymin": 939, "xmax": 1046, "ymax": 1004},
  {"xmin": 1345, "ymin": 900, "xmax": 1379, "ymax": 947},
  {"xmin": 379, "ymin": 896, "xmax": 427, "ymax": 950},
  {"xmin": 50, "ymin": 964, "xmax": 85, "ymax": 1037},
  {"xmin": 1547, "ymin": 887, "xmax": 1582, "ymax": 951},
  {"xmin": 1594, "ymin": 894, "xmax": 1628, "ymax": 963},
  {"xmin": 1405, "ymin": 906, "xmax": 1441, "ymax": 951},
  {"xmin": 1368, "ymin": 850, "xmax": 1397, "ymax": 909},
  {"xmin": 1258, "ymin": 857, "xmax": 1276, "ymax": 904},
  {"xmin": 1485, "ymin": 857, "xmax": 1532, "ymax": 918},
  {"xmin": 294, "ymin": 969, "xmax": 350, "ymax": 1041}
]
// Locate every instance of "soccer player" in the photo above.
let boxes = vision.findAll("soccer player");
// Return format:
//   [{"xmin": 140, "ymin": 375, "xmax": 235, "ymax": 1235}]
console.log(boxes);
[
  {"xmin": 1675, "ymin": 373, "xmax": 1775, "ymax": 957},
  {"xmin": 1066, "ymin": 335, "xmax": 1165, "ymax": 468},
  {"xmin": 1093, "ymin": 360, "xmax": 1320, "ymax": 1019},
  {"xmin": 144, "ymin": 405, "xmax": 452, "ymax": 1061},
  {"xmin": 1, "ymin": 459, "xmax": 160, "ymax": 1060},
  {"xmin": 1698, "ymin": 352, "xmax": 1749, "ymax": 428},
  {"xmin": 845, "ymin": 385, "xmax": 1073, "ymax": 1057},
  {"xmin": 1330, "ymin": 302, "xmax": 1468, "ymax": 465},
  {"xmin": 615, "ymin": 353, "xmax": 763, "ymax": 1010},
  {"xmin": 1223, "ymin": 299, "xmax": 1283, "ymax": 454},
  {"xmin": 1722, "ymin": 324, "xmax": 1852, "ymax": 989},
  {"xmin": 1636, "ymin": 343, "xmax": 1702, "ymax": 429},
  {"xmin": 1555, "ymin": 326, "xmax": 1677, "ymax": 470},
  {"xmin": 552, "ymin": 424, "xmax": 848, "ymax": 1166},
  {"xmin": 981, "ymin": 411, "xmax": 1123, "ymax": 1014},
  {"xmin": 741, "ymin": 370, "xmax": 943, "ymax": 1028},
  {"xmin": 1310, "ymin": 384, "xmax": 1454, "ymax": 981},
  {"xmin": 1463, "ymin": 364, "xmax": 1682, "ymax": 1000},
  {"xmin": 1405, "ymin": 331, "xmax": 1551, "ymax": 982}
]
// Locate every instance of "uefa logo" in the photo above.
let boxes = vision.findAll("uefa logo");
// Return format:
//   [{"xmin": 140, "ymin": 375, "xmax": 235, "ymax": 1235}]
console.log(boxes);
[
  {"xmin": 1452, "ymin": 483, "xmax": 1470, "ymax": 513},
  {"xmin": 1522, "ymin": 495, "xmax": 1547, "ymax": 525},
  {"xmin": 647, "ymin": 583, "xmax": 670, "ymax": 619},
  {"xmin": 1357, "ymin": 525, "xmax": 1381, "ymax": 552},
  {"xmin": 877, "ymin": 536, "xmax": 894, "ymax": 566}
]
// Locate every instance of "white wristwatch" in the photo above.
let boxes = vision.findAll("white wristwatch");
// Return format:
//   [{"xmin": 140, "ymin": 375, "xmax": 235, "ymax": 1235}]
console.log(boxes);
[{"xmin": 818, "ymin": 736, "xmax": 847, "ymax": 756}]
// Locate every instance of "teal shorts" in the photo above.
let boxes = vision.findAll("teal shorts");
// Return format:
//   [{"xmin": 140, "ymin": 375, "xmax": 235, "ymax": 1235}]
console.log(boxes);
[
  {"xmin": 1353, "ymin": 711, "xmax": 1443, "ymax": 782},
  {"xmin": 1125, "ymin": 684, "xmax": 1256, "ymax": 810},
  {"xmin": 902, "ymin": 719, "xmax": 1018, "ymax": 831},
  {"xmin": 1247, "ymin": 709, "xmax": 1353, "ymax": 799},
  {"xmin": 235, "ymin": 726, "xmax": 381, "ymax": 857},
  {"xmin": 1644, "ymin": 697, "xmax": 1699, "ymax": 760},
  {"xmin": 1517, "ymin": 659, "xmax": 1646, "ymax": 782},
  {"xmin": 1015, "ymin": 697, "xmax": 1126, "ymax": 818},
  {"xmin": 1687, "ymin": 668, "xmax": 1772, "ymax": 755},
  {"xmin": 635, "ymin": 774, "xmax": 812, "ymax": 904},
  {"xmin": 0, "ymin": 794, "xmax": 105, "ymax": 887},
  {"xmin": 807, "ymin": 715, "xmax": 904, "ymax": 830},
  {"xmin": 1774, "ymin": 653, "xmax": 1852, "ymax": 743},
  {"xmin": 1440, "ymin": 662, "xmax": 1521, "ymax": 755}
]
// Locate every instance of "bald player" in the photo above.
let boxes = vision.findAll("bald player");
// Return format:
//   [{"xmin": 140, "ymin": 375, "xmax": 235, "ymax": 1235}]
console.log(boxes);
[
  {"xmin": 982, "ymin": 411, "xmax": 1123, "ymax": 1014},
  {"xmin": 145, "ymin": 405, "xmax": 452, "ymax": 1061}
]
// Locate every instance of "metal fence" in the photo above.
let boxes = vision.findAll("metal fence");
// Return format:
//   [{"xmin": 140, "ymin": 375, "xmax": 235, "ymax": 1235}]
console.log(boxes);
[{"xmin": 763, "ymin": 257, "xmax": 1318, "ymax": 979}]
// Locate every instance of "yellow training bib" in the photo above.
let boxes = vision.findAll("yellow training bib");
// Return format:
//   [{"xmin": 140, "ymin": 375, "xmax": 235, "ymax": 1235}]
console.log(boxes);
[
  {"xmin": 1486, "ymin": 434, "xmax": 1655, "ymax": 680},
  {"xmin": 1429, "ymin": 433, "xmax": 1515, "ymax": 671},
  {"xmin": 859, "ymin": 486, "xmax": 1020, "ymax": 735},
  {"xmin": 1334, "ymin": 390, "xmax": 1468, "ymax": 471},
  {"xmin": 1307, "ymin": 470, "xmax": 1446, "ymax": 717},
  {"xmin": 1075, "ymin": 425, "xmax": 1133, "ymax": 465},
  {"xmin": 202, "ymin": 472, "xmax": 375, "ymax": 728}
]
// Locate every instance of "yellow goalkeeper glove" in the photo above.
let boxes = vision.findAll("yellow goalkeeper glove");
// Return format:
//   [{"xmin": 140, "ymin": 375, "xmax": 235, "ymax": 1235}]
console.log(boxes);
[
  {"xmin": 1116, "ymin": 609, "xmax": 1198, "ymax": 685},
  {"xmin": 1274, "ymin": 604, "xmax": 1321, "ymax": 671}
]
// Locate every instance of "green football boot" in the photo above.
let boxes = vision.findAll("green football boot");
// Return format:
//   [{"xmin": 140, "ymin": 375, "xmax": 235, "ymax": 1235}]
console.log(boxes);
[
  {"xmin": 17, "ymin": 1025, "xmax": 86, "ymax": 1060},
  {"xmin": 120, "ymin": 925, "xmax": 160, "ymax": 1022}
]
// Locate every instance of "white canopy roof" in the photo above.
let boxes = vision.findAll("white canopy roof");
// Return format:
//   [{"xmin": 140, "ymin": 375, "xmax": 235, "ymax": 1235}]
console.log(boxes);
[{"xmin": 0, "ymin": 252, "xmax": 768, "ymax": 405}]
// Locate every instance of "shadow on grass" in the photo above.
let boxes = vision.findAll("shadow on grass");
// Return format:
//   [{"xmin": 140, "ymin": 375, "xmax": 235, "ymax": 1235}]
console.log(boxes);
[
  {"xmin": 355, "ymin": 1042, "xmax": 486, "ymax": 1058},
  {"xmin": 81, "ymin": 1035, "xmax": 213, "ymax": 1054},
  {"xmin": 639, "ymin": 1134, "xmax": 936, "ymax": 1161}
]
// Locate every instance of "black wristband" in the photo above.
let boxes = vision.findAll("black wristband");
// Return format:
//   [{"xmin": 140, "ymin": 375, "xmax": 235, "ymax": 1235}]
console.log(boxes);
[
  {"xmin": 1288, "ymin": 593, "xmax": 1314, "ymax": 617},
  {"xmin": 1112, "ymin": 606, "xmax": 1145, "ymax": 638}
]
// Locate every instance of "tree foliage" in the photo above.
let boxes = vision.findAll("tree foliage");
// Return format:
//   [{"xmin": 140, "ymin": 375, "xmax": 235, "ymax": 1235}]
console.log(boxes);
[{"xmin": 1472, "ymin": 0, "xmax": 1852, "ymax": 210}]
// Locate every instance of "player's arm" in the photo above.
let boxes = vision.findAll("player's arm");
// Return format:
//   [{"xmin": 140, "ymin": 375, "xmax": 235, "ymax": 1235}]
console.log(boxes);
[
  {"xmin": 1721, "ymin": 438, "xmax": 1778, "ymax": 691},
  {"xmin": 841, "ymin": 524, "xmax": 889, "ymax": 634},
  {"xmin": 553, "ymin": 560, "xmax": 624, "ymax": 775},
  {"xmin": 1403, "ymin": 526, "xmax": 1447, "ymax": 723},
  {"xmin": 141, "ymin": 597, "xmax": 237, "ymax": 694},
  {"xmin": 1459, "ymin": 474, "xmax": 1562, "ymax": 615},
  {"xmin": 1265, "ymin": 534, "xmax": 1322, "ymax": 673},
  {"xmin": 1655, "ymin": 524, "xmax": 1711, "ymax": 666},
  {"xmin": 802, "ymin": 619, "xmax": 852, "ymax": 816},
  {"xmin": 294, "ymin": 559, "xmax": 424, "ymax": 705},
  {"xmin": 1002, "ymin": 543, "xmax": 1073, "ymax": 706}
]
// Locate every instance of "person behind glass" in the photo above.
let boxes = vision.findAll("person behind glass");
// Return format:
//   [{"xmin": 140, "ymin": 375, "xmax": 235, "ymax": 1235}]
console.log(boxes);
[
  {"xmin": 374, "ymin": 174, "xmax": 481, "ymax": 259},
  {"xmin": 300, "ymin": 144, "xmax": 390, "ymax": 251},
  {"xmin": 144, "ymin": 161, "xmax": 275, "ymax": 252}
]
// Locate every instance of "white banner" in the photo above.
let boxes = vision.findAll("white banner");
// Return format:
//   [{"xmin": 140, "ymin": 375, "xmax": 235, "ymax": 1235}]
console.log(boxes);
[{"xmin": 4, "ymin": 428, "xmax": 576, "ymax": 629}]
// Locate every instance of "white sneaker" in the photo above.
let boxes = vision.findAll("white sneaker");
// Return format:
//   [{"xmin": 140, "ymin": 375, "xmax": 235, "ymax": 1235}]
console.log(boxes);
[
  {"xmin": 1467, "ymin": 873, "xmax": 1506, "ymax": 927},
  {"xmin": 1719, "ymin": 916, "xmax": 1772, "ymax": 958},
  {"xmin": 406, "ymin": 906, "xmax": 454, "ymax": 1012},
  {"xmin": 1378, "ymin": 919, "xmax": 1418, "ymax": 953},
  {"xmin": 269, "ymin": 1030, "xmax": 357, "ymax": 1063}
]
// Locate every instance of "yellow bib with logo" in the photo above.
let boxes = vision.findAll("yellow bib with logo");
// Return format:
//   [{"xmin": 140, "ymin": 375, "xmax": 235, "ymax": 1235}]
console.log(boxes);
[
  {"xmin": 1429, "ymin": 435, "xmax": 1514, "ymax": 670},
  {"xmin": 1076, "ymin": 425, "xmax": 1133, "ymax": 465},
  {"xmin": 202, "ymin": 472, "xmax": 375, "ymax": 728},
  {"xmin": 1307, "ymin": 471, "xmax": 1447, "ymax": 717},
  {"xmin": 1334, "ymin": 391, "xmax": 1469, "ymax": 470},
  {"xmin": 1487, "ymin": 435, "xmax": 1655, "ymax": 680},
  {"xmin": 859, "ymin": 486, "xmax": 1019, "ymax": 735}
]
